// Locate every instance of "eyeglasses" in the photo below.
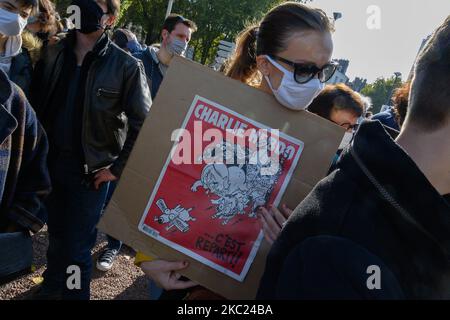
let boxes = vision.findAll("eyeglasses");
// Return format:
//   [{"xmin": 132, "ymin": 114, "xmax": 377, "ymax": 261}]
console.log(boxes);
[
  {"xmin": 332, "ymin": 121, "xmax": 359, "ymax": 132},
  {"xmin": 269, "ymin": 55, "xmax": 338, "ymax": 84}
]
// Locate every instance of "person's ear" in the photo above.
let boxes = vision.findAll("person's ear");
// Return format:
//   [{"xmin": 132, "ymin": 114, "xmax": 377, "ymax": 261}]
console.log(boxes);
[
  {"xmin": 161, "ymin": 29, "xmax": 169, "ymax": 41},
  {"xmin": 256, "ymin": 55, "xmax": 271, "ymax": 76}
]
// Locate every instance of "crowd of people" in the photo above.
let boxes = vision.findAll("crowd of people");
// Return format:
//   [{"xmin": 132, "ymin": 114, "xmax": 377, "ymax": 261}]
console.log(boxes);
[{"xmin": 0, "ymin": 0, "xmax": 449, "ymax": 300}]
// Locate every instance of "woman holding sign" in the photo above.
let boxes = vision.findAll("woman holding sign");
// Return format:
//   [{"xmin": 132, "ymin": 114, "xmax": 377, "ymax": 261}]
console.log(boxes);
[{"xmin": 140, "ymin": 1, "xmax": 336, "ymax": 296}]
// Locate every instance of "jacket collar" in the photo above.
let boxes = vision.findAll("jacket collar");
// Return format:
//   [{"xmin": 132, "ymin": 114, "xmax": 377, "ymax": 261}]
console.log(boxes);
[
  {"xmin": 0, "ymin": 69, "xmax": 18, "ymax": 145},
  {"xmin": 64, "ymin": 29, "xmax": 111, "ymax": 58},
  {"xmin": 339, "ymin": 120, "xmax": 450, "ymax": 251}
]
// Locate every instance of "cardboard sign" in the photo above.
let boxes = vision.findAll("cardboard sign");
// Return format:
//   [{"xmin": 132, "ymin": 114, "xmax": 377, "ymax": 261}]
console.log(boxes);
[
  {"xmin": 98, "ymin": 56, "xmax": 344, "ymax": 299},
  {"xmin": 138, "ymin": 95, "xmax": 304, "ymax": 282}
]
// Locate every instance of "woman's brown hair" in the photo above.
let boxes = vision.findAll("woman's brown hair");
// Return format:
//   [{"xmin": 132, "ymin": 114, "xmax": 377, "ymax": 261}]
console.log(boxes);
[
  {"xmin": 34, "ymin": 0, "xmax": 58, "ymax": 34},
  {"xmin": 224, "ymin": 2, "xmax": 334, "ymax": 85},
  {"xmin": 392, "ymin": 82, "xmax": 411, "ymax": 127}
]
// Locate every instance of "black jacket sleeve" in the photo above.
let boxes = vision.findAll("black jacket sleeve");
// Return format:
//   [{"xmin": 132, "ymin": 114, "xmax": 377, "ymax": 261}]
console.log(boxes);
[
  {"xmin": 7, "ymin": 101, "xmax": 51, "ymax": 234},
  {"xmin": 109, "ymin": 59, "xmax": 151, "ymax": 178}
]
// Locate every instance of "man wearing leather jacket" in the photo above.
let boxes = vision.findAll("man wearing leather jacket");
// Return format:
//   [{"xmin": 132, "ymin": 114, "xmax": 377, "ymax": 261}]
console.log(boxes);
[{"xmin": 30, "ymin": 0, "xmax": 151, "ymax": 300}]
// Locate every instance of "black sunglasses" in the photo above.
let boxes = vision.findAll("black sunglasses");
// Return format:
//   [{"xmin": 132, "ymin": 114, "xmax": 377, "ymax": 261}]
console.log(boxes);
[{"xmin": 269, "ymin": 55, "xmax": 338, "ymax": 84}]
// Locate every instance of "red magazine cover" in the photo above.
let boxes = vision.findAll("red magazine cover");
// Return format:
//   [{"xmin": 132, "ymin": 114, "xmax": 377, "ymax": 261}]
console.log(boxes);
[{"xmin": 139, "ymin": 95, "xmax": 304, "ymax": 281}]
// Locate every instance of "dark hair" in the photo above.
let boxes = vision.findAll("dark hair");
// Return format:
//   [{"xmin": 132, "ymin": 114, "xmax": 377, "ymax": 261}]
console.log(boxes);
[
  {"xmin": 112, "ymin": 28, "xmax": 129, "ymax": 49},
  {"xmin": 225, "ymin": 2, "xmax": 334, "ymax": 84},
  {"xmin": 307, "ymin": 84, "xmax": 365, "ymax": 120},
  {"xmin": 18, "ymin": 0, "xmax": 38, "ymax": 8},
  {"xmin": 408, "ymin": 15, "xmax": 450, "ymax": 131},
  {"xmin": 162, "ymin": 14, "xmax": 198, "ymax": 34},
  {"xmin": 392, "ymin": 82, "xmax": 410, "ymax": 128}
]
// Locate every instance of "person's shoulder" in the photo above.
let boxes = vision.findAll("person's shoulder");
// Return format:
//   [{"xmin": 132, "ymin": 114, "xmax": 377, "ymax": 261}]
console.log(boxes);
[
  {"xmin": 8, "ymin": 82, "xmax": 37, "ymax": 122},
  {"xmin": 372, "ymin": 112, "xmax": 387, "ymax": 119},
  {"xmin": 132, "ymin": 47, "xmax": 147, "ymax": 60},
  {"xmin": 39, "ymin": 37, "xmax": 65, "ymax": 63},
  {"xmin": 11, "ymin": 48, "xmax": 31, "ymax": 66},
  {"xmin": 109, "ymin": 41, "xmax": 142, "ymax": 67},
  {"xmin": 134, "ymin": 46, "xmax": 157, "ymax": 62},
  {"xmin": 285, "ymin": 169, "xmax": 357, "ymax": 231},
  {"xmin": 372, "ymin": 111, "xmax": 394, "ymax": 121}
]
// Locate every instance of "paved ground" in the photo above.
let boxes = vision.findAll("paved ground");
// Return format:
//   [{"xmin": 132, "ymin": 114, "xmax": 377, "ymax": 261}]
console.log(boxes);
[{"xmin": 0, "ymin": 227, "xmax": 149, "ymax": 300}]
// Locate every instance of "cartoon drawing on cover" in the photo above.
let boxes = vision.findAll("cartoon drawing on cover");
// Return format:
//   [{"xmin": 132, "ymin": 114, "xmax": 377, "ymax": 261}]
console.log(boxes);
[
  {"xmin": 191, "ymin": 140, "xmax": 283, "ymax": 225},
  {"xmin": 154, "ymin": 199, "xmax": 196, "ymax": 233}
]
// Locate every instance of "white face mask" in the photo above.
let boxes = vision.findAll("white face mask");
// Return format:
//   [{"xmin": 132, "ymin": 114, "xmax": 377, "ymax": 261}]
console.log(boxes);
[
  {"xmin": 0, "ymin": 8, "xmax": 27, "ymax": 37},
  {"xmin": 265, "ymin": 55, "xmax": 324, "ymax": 111},
  {"xmin": 339, "ymin": 131, "xmax": 355, "ymax": 150}
]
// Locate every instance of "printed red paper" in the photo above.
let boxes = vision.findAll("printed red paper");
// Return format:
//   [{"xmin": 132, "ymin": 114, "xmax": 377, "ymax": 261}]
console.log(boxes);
[{"xmin": 139, "ymin": 95, "xmax": 304, "ymax": 281}]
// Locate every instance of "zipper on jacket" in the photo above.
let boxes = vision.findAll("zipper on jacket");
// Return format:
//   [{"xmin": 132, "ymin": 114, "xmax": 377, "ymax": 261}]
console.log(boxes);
[
  {"xmin": 82, "ymin": 60, "xmax": 98, "ymax": 174},
  {"xmin": 97, "ymin": 88, "xmax": 120, "ymax": 97}
]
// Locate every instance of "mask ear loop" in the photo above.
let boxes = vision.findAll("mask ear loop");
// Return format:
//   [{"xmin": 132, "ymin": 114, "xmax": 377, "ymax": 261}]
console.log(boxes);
[
  {"xmin": 90, "ymin": 13, "xmax": 111, "ymax": 50},
  {"xmin": 265, "ymin": 56, "xmax": 291, "ymax": 77},
  {"xmin": 98, "ymin": 12, "xmax": 113, "ymax": 41},
  {"xmin": 264, "ymin": 55, "xmax": 289, "ymax": 93}
]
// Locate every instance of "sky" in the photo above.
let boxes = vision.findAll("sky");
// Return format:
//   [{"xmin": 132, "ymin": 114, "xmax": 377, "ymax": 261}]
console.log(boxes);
[{"xmin": 311, "ymin": 0, "xmax": 450, "ymax": 83}]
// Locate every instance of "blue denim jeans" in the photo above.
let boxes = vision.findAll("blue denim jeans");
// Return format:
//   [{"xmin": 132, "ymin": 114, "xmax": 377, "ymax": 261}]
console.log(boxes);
[
  {"xmin": 42, "ymin": 157, "xmax": 109, "ymax": 300},
  {"xmin": 103, "ymin": 181, "xmax": 122, "ymax": 252},
  {"xmin": 0, "ymin": 231, "xmax": 32, "ymax": 283},
  {"xmin": 148, "ymin": 278, "xmax": 164, "ymax": 300}
]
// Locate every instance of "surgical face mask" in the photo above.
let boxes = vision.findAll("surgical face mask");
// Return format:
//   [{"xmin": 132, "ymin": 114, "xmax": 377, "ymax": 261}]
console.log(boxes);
[
  {"xmin": 168, "ymin": 37, "xmax": 188, "ymax": 56},
  {"xmin": 265, "ymin": 55, "xmax": 324, "ymax": 111},
  {"xmin": 0, "ymin": 8, "xmax": 27, "ymax": 36}
]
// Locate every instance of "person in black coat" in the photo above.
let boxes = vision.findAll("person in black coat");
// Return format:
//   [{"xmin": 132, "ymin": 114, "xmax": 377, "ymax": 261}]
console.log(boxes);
[
  {"xmin": 0, "ymin": 68, "xmax": 51, "ymax": 283},
  {"xmin": 258, "ymin": 16, "xmax": 450, "ymax": 300}
]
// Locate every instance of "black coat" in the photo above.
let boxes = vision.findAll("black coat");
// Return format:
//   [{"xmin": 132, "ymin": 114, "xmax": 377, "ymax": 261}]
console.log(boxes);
[
  {"xmin": 257, "ymin": 120, "xmax": 450, "ymax": 300},
  {"xmin": 0, "ymin": 69, "xmax": 51, "ymax": 233},
  {"xmin": 9, "ymin": 48, "xmax": 32, "ymax": 97}
]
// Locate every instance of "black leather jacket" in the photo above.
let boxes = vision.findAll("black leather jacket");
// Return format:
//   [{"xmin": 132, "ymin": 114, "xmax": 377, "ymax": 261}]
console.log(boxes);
[{"xmin": 31, "ymin": 32, "xmax": 151, "ymax": 177}]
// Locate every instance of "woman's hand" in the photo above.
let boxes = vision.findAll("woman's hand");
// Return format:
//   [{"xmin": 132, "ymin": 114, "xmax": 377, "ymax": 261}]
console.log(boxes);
[
  {"xmin": 258, "ymin": 204, "xmax": 293, "ymax": 245},
  {"xmin": 140, "ymin": 260, "xmax": 198, "ymax": 291}
]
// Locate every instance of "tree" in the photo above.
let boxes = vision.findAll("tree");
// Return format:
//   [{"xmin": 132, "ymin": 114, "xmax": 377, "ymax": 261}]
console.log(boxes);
[
  {"xmin": 119, "ymin": 0, "xmax": 310, "ymax": 64},
  {"xmin": 172, "ymin": 0, "xmax": 288, "ymax": 64},
  {"xmin": 53, "ymin": 0, "xmax": 311, "ymax": 65},
  {"xmin": 361, "ymin": 76, "xmax": 403, "ymax": 114},
  {"xmin": 118, "ymin": 0, "xmax": 169, "ymax": 44}
]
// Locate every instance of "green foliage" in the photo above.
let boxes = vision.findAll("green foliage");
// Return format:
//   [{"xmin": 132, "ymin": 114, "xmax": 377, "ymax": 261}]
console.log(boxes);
[
  {"xmin": 119, "ymin": 0, "xmax": 309, "ymax": 64},
  {"xmin": 361, "ymin": 76, "xmax": 403, "ymax": 113},
  {"xmin": 52, "ymin": 0, "xmax": 311, "ymax": 64},
  {"xmin": 53, "ymin": 0, "xmax": 72, "ymax": 14},
  {"xmin": 172, "ymin": 0, "xmax": 286, "ymax": 64},
  {"xmin": 118, "ymin": 0, "xmax": 169, "ymax": 44}
]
